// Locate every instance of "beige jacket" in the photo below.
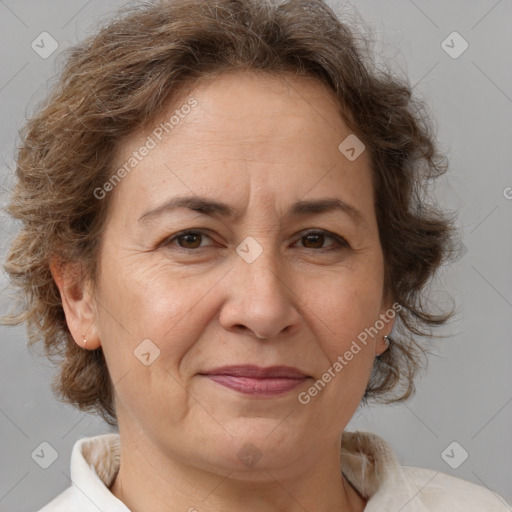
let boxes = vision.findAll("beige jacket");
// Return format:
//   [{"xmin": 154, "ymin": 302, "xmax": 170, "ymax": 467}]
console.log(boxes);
[{"xmin": 38, "ymin": 430, "xmax": 511, "ymax": 511}]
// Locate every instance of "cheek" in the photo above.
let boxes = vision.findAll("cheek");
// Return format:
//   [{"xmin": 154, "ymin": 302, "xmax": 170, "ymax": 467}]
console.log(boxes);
[
  {"xmin": 300, "ymin": 262, "xmax": 384, "ymax": 409},
  {"xmin": 96, "ymin": 254, "xmax": 217, "ymax": 370},
  {"xmin": 95, "ymin": 259, "xmax": 207, "ymax": 425},
  {"xmin": 310, "ymin": 264, "xmax": 384, "ymax": 352}
]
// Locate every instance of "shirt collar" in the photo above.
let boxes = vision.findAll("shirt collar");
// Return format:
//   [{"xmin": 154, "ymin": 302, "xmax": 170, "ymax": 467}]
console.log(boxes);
[
  {"xmin": 341, "ymin": 430, "xmax": 430, "ymax": 511},
  {"xmin": 70, "ymin": 433, "xmax": 129, "ymax": 512}
]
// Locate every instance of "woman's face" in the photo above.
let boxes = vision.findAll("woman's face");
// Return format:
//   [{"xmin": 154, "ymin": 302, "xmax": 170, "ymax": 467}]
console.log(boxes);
[{"xmin": 83, "ymin": 71, "xmax": 394, "ymax": 477}]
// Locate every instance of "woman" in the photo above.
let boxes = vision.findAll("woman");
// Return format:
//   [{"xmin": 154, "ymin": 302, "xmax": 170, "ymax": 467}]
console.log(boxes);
[{"xmin": 2, "ymin": 0, "xmax": 510, "ymax": 510}]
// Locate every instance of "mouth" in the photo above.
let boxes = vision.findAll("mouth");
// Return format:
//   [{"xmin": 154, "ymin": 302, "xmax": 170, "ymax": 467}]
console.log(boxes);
[{"xmin": 199, "ymin": 365, "xmax": 311, "ymax": 397}]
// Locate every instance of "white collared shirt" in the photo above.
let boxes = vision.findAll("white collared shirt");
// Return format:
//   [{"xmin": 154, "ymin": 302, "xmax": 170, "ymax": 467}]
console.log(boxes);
[{"xmin": 37, "ymin": 430, "xmax": 511, "ymax": 511}]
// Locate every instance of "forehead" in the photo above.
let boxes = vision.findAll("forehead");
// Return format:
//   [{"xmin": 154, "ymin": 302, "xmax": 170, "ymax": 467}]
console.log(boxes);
[
  {"xmin": 107, "ymin": 71, "xmax": 374, "ymax": 223},
  {"xmin": 163, "ymin": 71, "xmax": 349, "ymax": 155}
]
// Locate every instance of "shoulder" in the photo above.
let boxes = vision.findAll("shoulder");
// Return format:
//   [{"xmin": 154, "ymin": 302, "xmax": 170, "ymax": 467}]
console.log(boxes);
[
  {"xmin": 35, "ymin": 433, "xmax": 127, "ymax": 512},
  {"xmin": 341, "ymin": 430, "xmax": 510, "ymax": 511},
  {"xmin": 399, "ymin": 465, "xmax": 511, "ymax": 511}
]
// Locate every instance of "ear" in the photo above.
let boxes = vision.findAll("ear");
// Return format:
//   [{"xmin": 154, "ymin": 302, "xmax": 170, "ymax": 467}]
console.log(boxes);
[
  {"xmin": 50, "ymin": 256, "xmax": 101, "ymax": 350},
  {"xmin": 375, "ymin": 290, "xmax": 398, "ymax": 357}
]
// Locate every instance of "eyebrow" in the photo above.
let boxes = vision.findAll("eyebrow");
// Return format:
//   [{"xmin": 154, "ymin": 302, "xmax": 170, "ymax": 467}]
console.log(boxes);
[{"xmin": 138, "ymin": 195, "xmax": 367, "ymax": 226}]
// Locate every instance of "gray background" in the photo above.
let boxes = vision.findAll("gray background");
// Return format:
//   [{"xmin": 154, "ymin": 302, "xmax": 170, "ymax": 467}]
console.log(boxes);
[{"xmin": 0, "ymin": 0, "xmax": 511, "ymax": 510}]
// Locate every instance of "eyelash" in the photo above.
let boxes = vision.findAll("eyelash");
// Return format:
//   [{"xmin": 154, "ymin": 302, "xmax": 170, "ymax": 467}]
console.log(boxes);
[{"xmin": 161, "ymin": 229, "xmax": 350, "ymax": 252}]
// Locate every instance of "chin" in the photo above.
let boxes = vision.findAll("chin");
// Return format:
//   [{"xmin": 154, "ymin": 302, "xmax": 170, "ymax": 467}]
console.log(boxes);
[{"xmin": 198, "ymin": 419, "xmax": 310, "ymax": 472}]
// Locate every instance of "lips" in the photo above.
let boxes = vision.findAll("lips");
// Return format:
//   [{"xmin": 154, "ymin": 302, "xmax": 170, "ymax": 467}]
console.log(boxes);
[{"xmin": 199, "ymin": 365, "xmax": 310, "ymax": 396}]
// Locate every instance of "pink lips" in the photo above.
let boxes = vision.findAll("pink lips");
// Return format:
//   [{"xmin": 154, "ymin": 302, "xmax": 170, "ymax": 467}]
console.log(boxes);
[{"xmin": 200, "ymin": 365, "xmax": 309, "ymax": 397}]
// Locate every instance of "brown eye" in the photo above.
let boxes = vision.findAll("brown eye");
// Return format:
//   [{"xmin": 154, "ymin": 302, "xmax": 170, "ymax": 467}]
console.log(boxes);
[
  {"xmin": 177, "ymin": 232, "xmax": 203, "ymax": 249},
  {"xmin": 296, "ymin": 230, "xmax": 349, "ymax": 251},
  {"xmin": 301, "ymin": 232, "xmax": 326, "ymax": 249},
  {"xmin": 163, "ymin": 230, "xmax": 213, "ymax": 250}
]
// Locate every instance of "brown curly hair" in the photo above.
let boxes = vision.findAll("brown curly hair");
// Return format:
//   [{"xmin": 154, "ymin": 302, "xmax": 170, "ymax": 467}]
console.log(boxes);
[{"xmin": 1, "ymin": 0, "xmax": 458, "ymax": 427}]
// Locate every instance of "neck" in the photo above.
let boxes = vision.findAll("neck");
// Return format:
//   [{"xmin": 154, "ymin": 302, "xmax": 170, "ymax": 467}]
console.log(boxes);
[{"xmin": 109, "ymin": 431, "xmax": 366, "ymax": 512}]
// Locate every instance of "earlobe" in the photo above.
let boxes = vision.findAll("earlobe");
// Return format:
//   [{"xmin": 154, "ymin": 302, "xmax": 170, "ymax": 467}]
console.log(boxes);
[
  {"xmin": 50, "ymin": 257, "xmax": 101, "ymax": 350},
  {"xmin": 376, "ymin": 297, "xmax": 397, "ymax": 356},
  {"xmin": 375, "ymin": 335, "xmax": 389, "ymax": 357}
]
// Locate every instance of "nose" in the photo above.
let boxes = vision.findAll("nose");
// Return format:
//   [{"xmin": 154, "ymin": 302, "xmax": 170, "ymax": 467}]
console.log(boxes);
[{"xmin": 218, "ymin": 243, "xmax": 301, "ymax": 340}]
